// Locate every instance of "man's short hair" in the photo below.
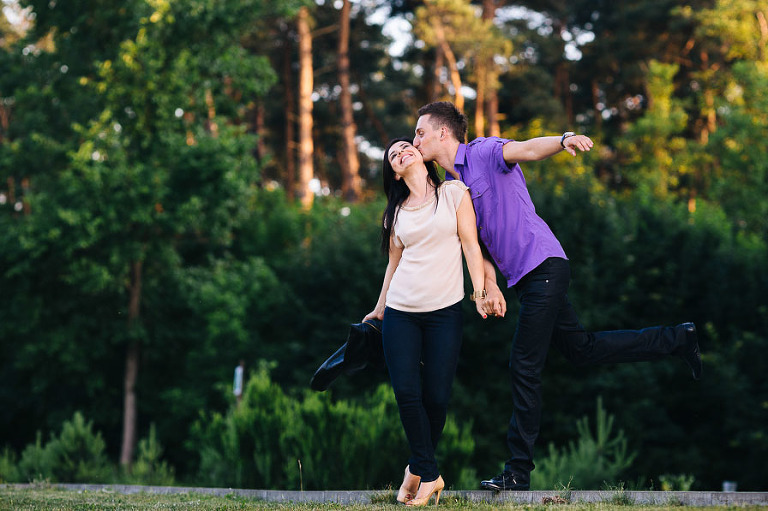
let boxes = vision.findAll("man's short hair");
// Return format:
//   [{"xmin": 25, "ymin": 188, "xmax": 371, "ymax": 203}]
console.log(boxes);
[{"xmin": 417, "ymin": 101, "xmax": 468, "ymax": 143}]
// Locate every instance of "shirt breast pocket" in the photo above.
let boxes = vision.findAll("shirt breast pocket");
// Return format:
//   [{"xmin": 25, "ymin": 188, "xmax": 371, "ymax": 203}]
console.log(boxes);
[
  {"xmin": 466, "ymin": 177, "xmax": 496, "ymax": 240},
  {"xmin": 467, "ymin": 176, "xmax": 493, "ymax": 204}
]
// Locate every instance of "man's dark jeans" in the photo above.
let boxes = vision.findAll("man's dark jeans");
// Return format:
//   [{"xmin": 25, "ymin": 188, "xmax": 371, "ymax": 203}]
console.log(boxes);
[
  {"xmin": 383, "ymin": 301, "xmax": 463, "ymax": 482},
  {"xmin": 505, "ymin": 257, "xmax": 686, "ymax": 475}
]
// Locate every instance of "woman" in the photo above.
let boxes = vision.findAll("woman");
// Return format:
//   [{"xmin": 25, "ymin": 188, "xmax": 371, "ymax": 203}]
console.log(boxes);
[{"xmin": 363, "ymin": 137, "xmax": 488, "ymax": 506}]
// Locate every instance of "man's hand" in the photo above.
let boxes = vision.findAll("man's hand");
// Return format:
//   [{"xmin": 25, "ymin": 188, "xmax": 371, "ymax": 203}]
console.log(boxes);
[{"xmin": 562, "ymin": 134, "xmax": 593, "ymax": 156}]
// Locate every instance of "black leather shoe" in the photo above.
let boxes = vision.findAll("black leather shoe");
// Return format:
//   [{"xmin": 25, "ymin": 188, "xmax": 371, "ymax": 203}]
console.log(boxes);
[
  {"xmin": 678, "ymin": 322, "xmax": 702, "ymax": 380},
  {"xmin": 480, "ymin": 471, "xmax": 530, "ymax": 491}
]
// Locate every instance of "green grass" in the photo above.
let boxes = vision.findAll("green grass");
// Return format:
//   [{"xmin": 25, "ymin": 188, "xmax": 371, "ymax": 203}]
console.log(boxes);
[{"xmin": 0, "ymin": 487, "xmax": 765, "ymax": 511}]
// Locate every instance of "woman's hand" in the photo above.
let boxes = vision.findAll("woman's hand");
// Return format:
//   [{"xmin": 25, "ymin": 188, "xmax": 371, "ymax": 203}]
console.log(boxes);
[
  {"xmin": 475, "ymin": 298, "xmax": 488, "ymax": 319},
  {"xmin": 363, "ymin": 307, "xmax": 384, "ymax": 322}
]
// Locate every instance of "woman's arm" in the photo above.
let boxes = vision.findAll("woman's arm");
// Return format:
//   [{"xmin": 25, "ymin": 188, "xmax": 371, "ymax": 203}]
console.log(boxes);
[
  {"xmin": 363, "ymin": 236, "xmax": 403, "ymax": 321},
  {"xmin": 456, "ymin": 189, "xmax": 488, "ymax": 318}
]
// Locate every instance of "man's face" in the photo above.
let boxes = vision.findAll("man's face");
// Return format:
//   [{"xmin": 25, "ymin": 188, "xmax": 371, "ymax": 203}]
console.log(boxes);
[{"xmin": 413, "ymin": 114, "xmax": 442, "ymax": 161}]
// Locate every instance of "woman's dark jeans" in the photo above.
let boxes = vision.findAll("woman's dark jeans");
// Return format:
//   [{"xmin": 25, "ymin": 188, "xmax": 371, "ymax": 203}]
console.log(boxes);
[
  {"xmin": 383, "ymin": 301, "xmax": 463, "ymax": 482},
  {"xmin": 504, "ymin": 257, "xmax": 687, "ymax": 476}
]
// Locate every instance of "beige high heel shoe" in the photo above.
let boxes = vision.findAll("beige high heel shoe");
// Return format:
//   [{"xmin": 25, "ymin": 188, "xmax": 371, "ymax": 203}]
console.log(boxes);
[
  {"xmin": 397, "ymin": 466, "xmax": 421, "ymax": 503},
  {"xmin": 405, "ymin": 475, "xmax": 444, "ymax": 507}
]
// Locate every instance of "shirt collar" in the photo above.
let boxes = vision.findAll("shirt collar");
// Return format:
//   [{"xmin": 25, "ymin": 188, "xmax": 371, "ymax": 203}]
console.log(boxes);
[{"xmin": 448, "ymin": 143, "xmax": 467, "ymax": 180}]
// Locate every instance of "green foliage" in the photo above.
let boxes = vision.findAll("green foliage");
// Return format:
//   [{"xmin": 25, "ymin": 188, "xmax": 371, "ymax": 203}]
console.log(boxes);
[
  {"xmin": 7, "ymin": 416, "xmax": 176, "ymax": 486},
  {"xmin": 0, "ymin": 447, "xmax": 20, "ymax": 483},
  {"xmin": 17, "ymin": 433, "xmax": 53, "ymax": 483},
  {"xmin": 658, "ymin": 473, "xmax": 695, "ymax": 491},
  {"xmin": 530, "ymin": 397, "xmax": 636, "ymax": 490},
  {"xmin": 614, "ymin": 61, "xmax": 694, "ymax": 199},
  {"xmin": 604, "ymin": 481, "xmax": 634, "ymax": 506},
  {"xmin": 231, "ymin": 193, "xmax": 388, "ymax": 389},
  {"xmin": 707, "ymin": 61, "xmax": 768, "ymax": 238},
  {"xmin": 190, "ymin": 363, "xmax": 474, "ymax": 490},
  {"xmin": 124, "ymin": 424, "xmax": 176, "ymax": 486},
  {"xmin": 18, "ymin": 412, "xmax": 112, "ymax": 483},
  {"xmin": 2, "ymin": 0, "xmax": 768, "ymax": 494}
]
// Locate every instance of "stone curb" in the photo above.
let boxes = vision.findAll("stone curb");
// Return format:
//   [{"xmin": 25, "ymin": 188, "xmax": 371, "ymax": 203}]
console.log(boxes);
[{"xmin": 3, "ymin": 484, "xmax": 768, "ymax": 506}]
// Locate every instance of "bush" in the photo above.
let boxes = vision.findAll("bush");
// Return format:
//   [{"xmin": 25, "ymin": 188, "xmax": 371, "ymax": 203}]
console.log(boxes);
[
  {"xmin": 0, "ymin": 447, "xmax": 20, "ymax": 483},
  {"xmin": 18, "ymin": 432, "xmax": 55, "ymax": 482},
  {"xmin": 18, "ymin": 412, "xmax": 112, "ymax": 483},
  {"xmin": 658, "ymin": 473, "xmax": 695, "ymax": 491},
  {"xmin": 123, "ymin": 424, "xmax": 176, "ymax": 486},
  {"xmin": 190, "ymin": 362, "xmax": 475, "ymax": 490},
  {"xmin": 531, "ymin": 397, "xmax": 636, "ymax": 490}
]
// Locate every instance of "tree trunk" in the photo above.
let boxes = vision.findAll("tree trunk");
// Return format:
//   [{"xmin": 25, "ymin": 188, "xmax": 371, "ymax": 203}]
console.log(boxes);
[
  {"xmin": 475, "ymin": 0, "xmax": 498, "ymax": 138},
  {"xmin": 432, "ymin": 19, "xmax": 463, "ymax": 111},
  {"xmin": 204, "ymin": 88, "xmax": 218, "ymax": 138},
  {"xmin": 474, "ymin": 63, "xmax": 486, "ymax": 138},
  {"xmin": 553, "ymin": 19, "xmax": 574, "ymax": 125},
  {"xmin": 282, "ymin": 28, "xmax": 296, "ymax": 200},
  {"xmin": 21, "ymin": 177, "xmax": 30, "ymax": 215},
  {"xmin": 254, "ymin": 100, "xmax": 266, "ymax": 164},
  {"xmin": 486, "ymin": 91, "xmax": 499, "ymax": 137},
  {"xmin": 355, "ymin": 76, "xmax": 389, "ymax": 146},
  {"xmin": 758, "ymin": 11, "xmax": 767, "ymax": 61},
  {"xmin": 591, "ymin": 79, "xmax": 603, "ymax": 132},
  {"xmin": 431, "ymin": 47, "xmax": 445, "ymax": 102},
  {"xmin": 0, "ymin": 103, "xmax": 8, "ymax": 144},
  {"xmin": 119, "ymin": 259, "xmax": 143, "ymax": 469},
  {"xmin": 337, "ymin": 0, "xmax": 361, "ymax": 202},
  {"xmin": 183, "ymin": 94, "xmax": 196, "ymax": 146},
  {"xmin": 699, "ymin": 51, "xmax": 716, "ymax": 144},
  {"xmin": 297, "ymin": 6, "xmax": 314, "ymax": 209}
]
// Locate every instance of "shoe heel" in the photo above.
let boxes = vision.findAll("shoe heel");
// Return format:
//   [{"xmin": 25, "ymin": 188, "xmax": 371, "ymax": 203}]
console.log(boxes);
[{"xmin": 434, "ymin": 487, "xmax": 442, "ymax": 505}]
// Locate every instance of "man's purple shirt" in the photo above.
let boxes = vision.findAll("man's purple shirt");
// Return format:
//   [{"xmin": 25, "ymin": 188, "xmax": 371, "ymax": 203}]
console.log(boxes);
[{"xmin": 444, "ymin": 137, "xmax": 567, "ymax": 287}]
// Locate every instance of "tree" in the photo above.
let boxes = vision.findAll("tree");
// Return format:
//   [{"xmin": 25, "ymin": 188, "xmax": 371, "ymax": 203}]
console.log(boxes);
[
  {"xmin": 0, "ymin": 0, "xmax": 300, "ymax": 470},
  {"xmin": 706, "ymin": 61, "xmax": 768, "ymax": 238},
  {"xmin": 414, "ymin": 0, "xmax": 478, "ymax": 111},
  {"xmin": 469, "ymin": 0, "xmax": 510, "ymax": 138},
  {"xmin": 678, "ymin": 0, "xmax": 768, "ymax": 143},
  {"xmin": 613, "ymin": 61, "xmax": 695, "ymax": 201}
]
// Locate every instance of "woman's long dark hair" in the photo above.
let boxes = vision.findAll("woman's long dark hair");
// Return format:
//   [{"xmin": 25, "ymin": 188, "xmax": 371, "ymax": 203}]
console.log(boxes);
[{"xmin": 380, "ymin": 137, "xmax": 442, "ymax": 254}]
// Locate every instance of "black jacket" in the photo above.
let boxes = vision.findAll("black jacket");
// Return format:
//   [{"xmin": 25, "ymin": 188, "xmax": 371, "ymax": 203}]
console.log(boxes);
[{"xmin": 310, "ymin": 319, "xmax": 384, "ymax": 391}]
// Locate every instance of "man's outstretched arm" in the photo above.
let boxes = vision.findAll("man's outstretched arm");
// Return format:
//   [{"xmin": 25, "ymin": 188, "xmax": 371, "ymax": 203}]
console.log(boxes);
[{"xmin": 502, "ymin": 133, "xmax": 593, "ymax": 164}]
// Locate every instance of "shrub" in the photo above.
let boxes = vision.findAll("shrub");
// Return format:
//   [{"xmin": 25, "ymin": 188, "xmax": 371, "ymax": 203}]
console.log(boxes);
[
  {"xmin": 18, "ymin": 432, "xmax": 55, "ymax": 482},
  {"xmin": 123, "ymin": 424, "xmax": 175, "ymax": 486},
  {"xmin": 190, "ymin": 362, "xmax": 475, "ymax": 490},
  {"xmin": 0, "ymin": 447, "xmax": 20, "ymax": 483},
  {"xmin": 658, "ymin": 473, "xmax": 695, "ymax": 491},
  {"xmin": 18, "ymin": 412, "xmax": 112, "ymax": 483},
  {"xmin": 531, "ymin": 397, "xmax": 636, "ymax": 490}
]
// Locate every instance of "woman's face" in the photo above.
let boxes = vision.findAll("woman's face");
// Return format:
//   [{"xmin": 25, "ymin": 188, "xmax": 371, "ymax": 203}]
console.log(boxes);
[{"xmin": 387, "ymin": 141, "xmax": 422, "ymax": 178}]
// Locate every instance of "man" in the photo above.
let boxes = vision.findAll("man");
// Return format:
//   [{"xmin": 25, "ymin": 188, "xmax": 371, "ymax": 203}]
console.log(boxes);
[{"xmin": 412, "ymin": 101, "xmax": 702, "ymax": 491}]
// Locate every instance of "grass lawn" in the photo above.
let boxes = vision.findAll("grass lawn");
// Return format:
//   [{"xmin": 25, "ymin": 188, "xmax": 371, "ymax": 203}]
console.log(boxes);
[{"xmin": 1, "ymin": 486, "xmax": 766, "ymax": 511}]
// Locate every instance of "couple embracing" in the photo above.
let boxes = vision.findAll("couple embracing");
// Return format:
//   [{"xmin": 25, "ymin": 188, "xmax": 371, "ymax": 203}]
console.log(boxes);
[{"xmin": 362, "ymin": 101, "xmax": 701, "ymax": 506}]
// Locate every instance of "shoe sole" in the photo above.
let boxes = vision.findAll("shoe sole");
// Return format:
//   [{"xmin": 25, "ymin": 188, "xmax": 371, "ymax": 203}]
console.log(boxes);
[
  {"xmin": 480, "ymin": 482, "xmax": 529, "ymax": 492},
  {"xmin": 682, "ymin": 323, "xmax": 702, "ymax": 380}
]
